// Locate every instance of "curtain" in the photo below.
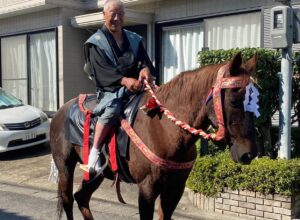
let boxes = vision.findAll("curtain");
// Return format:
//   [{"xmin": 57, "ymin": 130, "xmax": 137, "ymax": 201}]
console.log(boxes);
[
  {"xmin": 205, "ymin": 12, "xmax": 261, "ymax": 50},
  {"xmin": 162, "ymin": 24, "xmax": 204, "ymax": 83},
  {"xmin": 30, "ymin": 31, "xmax": 57, "ymax": 111},
  {"xmin": 1, "ymin": 35, "xmax": 28, "ymax": 103}
]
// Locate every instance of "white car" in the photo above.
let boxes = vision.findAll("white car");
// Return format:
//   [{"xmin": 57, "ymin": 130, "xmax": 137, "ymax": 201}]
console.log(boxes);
[{"xmin": 0, "ymin": 88, "xmax": 50, "ymax": 153}]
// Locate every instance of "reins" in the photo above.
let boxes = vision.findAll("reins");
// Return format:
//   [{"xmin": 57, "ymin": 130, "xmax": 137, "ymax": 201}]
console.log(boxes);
[{"xmin": 142, "ymin": 63, "xmax": 250, "ymax": 141}]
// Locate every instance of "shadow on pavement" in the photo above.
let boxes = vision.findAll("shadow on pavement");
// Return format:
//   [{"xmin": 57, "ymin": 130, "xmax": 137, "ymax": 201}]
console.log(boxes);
[
  {"xmin": 0, "ymin": 209, "xmax": 31, "ymax": 220},
  {"xmin": 0, "ymin": 142, "xmax": 51, "ymax": 161}
]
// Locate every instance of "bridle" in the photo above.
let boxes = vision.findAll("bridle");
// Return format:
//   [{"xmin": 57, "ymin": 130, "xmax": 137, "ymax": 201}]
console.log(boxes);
[{"xmin": 207, "ymin": 63, "xmax": 250, "ymax": 140}]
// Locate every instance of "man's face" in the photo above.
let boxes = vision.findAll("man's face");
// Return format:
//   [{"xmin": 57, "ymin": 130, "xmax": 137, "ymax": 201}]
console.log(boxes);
[{"xmin": 103, "ymin": 3, "xmax": 124, "ymax": 33}]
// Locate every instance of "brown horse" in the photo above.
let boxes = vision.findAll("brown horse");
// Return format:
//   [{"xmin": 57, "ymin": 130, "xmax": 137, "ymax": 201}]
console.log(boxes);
[{"xmin": 50, "ymin": 52, "xmax": 258, "ymax": 220}]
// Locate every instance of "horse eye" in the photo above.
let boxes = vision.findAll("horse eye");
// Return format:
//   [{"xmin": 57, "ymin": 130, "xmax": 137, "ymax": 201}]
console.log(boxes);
[{"xmin": 231, "ymin": 100, "xmax": 243, "ymax": 108}]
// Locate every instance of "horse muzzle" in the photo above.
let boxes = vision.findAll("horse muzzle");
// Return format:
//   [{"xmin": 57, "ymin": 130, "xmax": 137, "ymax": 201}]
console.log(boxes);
[{"xmin": 230, "ymin": 139, "xmax": 257, "ymax": 164}]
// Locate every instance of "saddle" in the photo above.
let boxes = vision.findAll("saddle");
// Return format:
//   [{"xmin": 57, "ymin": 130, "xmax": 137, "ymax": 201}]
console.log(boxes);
[{"xmin": 64, "ymin": 93, "xmax": 143, "ymax": 183}]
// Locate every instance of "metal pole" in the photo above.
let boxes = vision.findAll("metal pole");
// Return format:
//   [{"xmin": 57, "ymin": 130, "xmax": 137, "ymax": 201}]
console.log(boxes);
[{"xmin": 278, "ymin": 47, "xmax": 292, "ymax": 159}]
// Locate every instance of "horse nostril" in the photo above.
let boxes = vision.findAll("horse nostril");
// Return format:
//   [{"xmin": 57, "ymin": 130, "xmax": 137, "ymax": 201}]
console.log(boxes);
[{"xmin": 240, "ymin": 153, "xmax": 252, "ymax": 164}]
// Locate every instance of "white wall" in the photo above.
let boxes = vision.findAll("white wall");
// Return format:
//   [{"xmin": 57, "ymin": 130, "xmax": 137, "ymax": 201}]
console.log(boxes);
[{"xmin": 130, "ymin": 0, "xmax": 275, "ymax": 22}]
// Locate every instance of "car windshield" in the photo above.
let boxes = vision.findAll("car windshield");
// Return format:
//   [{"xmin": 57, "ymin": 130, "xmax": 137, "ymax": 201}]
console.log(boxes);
[{"xmin": 0, "ymin": 88, "xmax": 23, "ymax": 109}]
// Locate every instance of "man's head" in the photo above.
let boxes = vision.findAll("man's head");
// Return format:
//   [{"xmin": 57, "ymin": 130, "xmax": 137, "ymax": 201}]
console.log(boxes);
[{"xmin": 103, "ymin": 0, "xmax": 125, "ymax": 33}]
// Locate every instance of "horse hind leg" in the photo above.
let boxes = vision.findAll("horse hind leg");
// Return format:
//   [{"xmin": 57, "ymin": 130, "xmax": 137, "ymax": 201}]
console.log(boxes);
[
  {"xmin": 74, "ymin": 174, "xmax": 104, "ymax": 220},
  {"xmin": 56, "ymin": 147, "xmax": 78, "ymax": 220}
]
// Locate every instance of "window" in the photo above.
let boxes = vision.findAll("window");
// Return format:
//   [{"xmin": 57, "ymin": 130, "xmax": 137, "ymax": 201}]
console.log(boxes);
[
  {"xmin": 1, "ymin": 30, "xmax": 57, "ymax": 111},
  {"xmin": 162, "ymin": 24, "xmax": 204, "ymax": 83},
  {"xmin": 205, "ymin": 12, "xmax": 261, "ymax": 50}
]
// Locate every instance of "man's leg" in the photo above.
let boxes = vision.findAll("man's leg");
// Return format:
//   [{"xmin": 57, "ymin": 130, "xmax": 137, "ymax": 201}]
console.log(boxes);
[
  {"xmin": 88, "ymin": 122, "xmax": 111, "ymax": 172},
  {"xmin": 88, "ymin": 87, "xmax": 125, "ymax": 173}
]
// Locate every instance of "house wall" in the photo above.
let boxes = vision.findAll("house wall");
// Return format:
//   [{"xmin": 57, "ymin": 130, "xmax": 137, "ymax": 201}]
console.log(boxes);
[
  {"xmin": 0, "ymin": 8, "xmax": 61, "ymax": 35},
  {"xmin": 130, "ymin": 0, "xmax": 275, "ymax": 21},
  {"xmin": 62, "ymin": 26, "xmax": 94, "ymax": 101},
  {"xmin": 0, "ymin": 0, "xmax": 27, "ymax": 6},
  {"xmin": 59, "ymin": 8, "xmax": 93, "ymax": 104}
]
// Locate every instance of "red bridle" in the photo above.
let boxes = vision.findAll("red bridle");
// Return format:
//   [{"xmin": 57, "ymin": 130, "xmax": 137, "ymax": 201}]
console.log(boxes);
[{"xmin": 209, "ymin": 64, "xmax": 250, "ymax": 141}]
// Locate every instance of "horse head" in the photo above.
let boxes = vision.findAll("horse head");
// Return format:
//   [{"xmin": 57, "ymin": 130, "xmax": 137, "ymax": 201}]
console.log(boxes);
[{"xmin": 206, "ymin": 52, "xmax": 258, "ymax": 164}]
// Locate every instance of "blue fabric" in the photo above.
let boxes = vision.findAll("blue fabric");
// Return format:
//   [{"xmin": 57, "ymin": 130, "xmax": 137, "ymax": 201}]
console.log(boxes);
[{"xmin": 93, "ymin": 87, "xmax": 130, "ymax": 125}]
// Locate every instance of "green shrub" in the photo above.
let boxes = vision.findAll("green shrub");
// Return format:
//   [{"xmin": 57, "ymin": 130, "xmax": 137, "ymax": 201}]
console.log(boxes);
[{"xmin": 186, "ymin": 151, "xmax": 300, "ymax": 197}]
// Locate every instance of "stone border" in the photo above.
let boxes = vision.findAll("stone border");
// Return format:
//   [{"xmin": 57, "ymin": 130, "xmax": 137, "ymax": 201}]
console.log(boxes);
[{"xmin": 187, "ymin": 188, "xmax": 300, "ymax": 220}]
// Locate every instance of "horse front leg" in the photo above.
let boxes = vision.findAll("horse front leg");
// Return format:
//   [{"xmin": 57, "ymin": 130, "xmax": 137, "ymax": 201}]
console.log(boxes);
[
  {"xmin": 74, "ymin": 174, "xmax": 104, "ymax": 220},
  {"xmin": 138, "ymin": 179, "xmax": 160, "ymax": 220},
  {"xmin": 158, "ymin": 178, "xmax": 187, "ymax": 220}
]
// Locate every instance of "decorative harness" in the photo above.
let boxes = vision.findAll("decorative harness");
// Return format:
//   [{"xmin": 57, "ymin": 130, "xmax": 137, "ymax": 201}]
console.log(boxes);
[{"xmin": 123, "ymin": 64, "xmax": 250, "ymax": 170}]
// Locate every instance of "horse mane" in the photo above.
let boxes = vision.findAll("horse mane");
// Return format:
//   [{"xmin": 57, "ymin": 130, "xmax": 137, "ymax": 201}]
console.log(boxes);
[{"xmin": 156, "ymin": 63, "xmax": 223, "ymax": 105}]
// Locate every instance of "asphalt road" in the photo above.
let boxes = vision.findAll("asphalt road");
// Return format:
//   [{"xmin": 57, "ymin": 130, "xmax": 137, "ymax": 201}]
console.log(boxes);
[{"xmin": 0, "ymin": 144, "xmax": 244, "ymax": 220}]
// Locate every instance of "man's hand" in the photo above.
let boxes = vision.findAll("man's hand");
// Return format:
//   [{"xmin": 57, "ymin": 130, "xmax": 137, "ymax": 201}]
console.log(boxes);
[
  {"xmin": 120, "ymin": 77, "xmax": 142, "ymax": 92},
  {"xmin": 139, "ymin": 67, "xmax": 153, "ymax": 83}
]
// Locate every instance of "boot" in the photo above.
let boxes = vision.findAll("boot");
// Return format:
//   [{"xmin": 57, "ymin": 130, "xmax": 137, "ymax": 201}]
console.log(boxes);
[{"xmin": 87, "ymin": 122, "xmax": 111, "ymax": 174}]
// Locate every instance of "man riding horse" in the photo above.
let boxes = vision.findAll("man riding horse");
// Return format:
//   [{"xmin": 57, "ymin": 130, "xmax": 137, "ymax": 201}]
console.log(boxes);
[{"xmin": 84, "ymin": 0, "xmax": 156, "ymax": 175}]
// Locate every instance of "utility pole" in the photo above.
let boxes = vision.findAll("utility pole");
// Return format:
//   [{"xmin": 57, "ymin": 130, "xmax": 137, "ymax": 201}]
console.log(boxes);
[{"xmin": 270, "ymin": 0, "xmax": 294, "ymax": 159}]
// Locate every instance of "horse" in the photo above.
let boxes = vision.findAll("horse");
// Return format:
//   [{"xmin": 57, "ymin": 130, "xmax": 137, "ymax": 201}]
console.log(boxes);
[{"xmin": 50, "ymin": 52, "xmax": 258, "ymax": 220}]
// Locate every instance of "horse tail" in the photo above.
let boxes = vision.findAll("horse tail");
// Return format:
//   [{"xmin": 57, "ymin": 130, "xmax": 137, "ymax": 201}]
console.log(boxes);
[
  {"xmin": 57, "ymin": 186, "xmax": 63, "ymax": 220},
  {"xmin": 47, "ymin": 157, "xmax": 63, "ymax": 219}
]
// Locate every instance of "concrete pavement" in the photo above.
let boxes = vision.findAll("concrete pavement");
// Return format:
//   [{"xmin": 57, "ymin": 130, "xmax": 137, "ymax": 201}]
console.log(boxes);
[{"xmin": 0, "ymin": 144, "xmax": 247, "ymax": 220}]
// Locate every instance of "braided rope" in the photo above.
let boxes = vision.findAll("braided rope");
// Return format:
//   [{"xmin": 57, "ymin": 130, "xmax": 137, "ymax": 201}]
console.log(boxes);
[{"xmin": 143, "ymin": 79, "xmax": 216, "ymax": 140}]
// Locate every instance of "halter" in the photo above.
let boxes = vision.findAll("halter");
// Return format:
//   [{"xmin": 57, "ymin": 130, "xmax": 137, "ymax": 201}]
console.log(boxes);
[{"xmin": 142, "ymin": 63, "xmax": 250, "ymax": 141}]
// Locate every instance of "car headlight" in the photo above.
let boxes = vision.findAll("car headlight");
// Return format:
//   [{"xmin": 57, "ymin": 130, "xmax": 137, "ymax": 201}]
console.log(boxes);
[
  {"xmin": 0, "ymin": 124, "xmax": 8, "ymax": 131},
  {"xmin": 40, "ymin": 112, "xmax": 49, "ymax": 123}
]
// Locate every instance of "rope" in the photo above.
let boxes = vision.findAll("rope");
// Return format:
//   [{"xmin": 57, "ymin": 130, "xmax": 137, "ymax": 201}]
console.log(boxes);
[{"xmin": 142, "ymin": 79, "xmax": 216, "ymax": 140}]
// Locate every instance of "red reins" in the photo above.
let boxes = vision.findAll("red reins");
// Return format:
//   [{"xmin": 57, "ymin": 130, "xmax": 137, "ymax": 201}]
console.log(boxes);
[{"xmin": 142, "ymin": 64, "xmax": 250, "ymax": 141}]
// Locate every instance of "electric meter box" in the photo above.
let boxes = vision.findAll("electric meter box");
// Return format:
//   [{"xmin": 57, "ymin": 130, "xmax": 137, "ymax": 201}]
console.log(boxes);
[{"xmin": 270, "ymin": 6, "xmax": 293, "ymax": 48}]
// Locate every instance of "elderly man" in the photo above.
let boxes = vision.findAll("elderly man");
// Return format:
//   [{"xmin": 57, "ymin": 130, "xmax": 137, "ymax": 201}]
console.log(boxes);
[{"xmin": 84, "ymin": 0, "xmax": 156, "ymax": 174}]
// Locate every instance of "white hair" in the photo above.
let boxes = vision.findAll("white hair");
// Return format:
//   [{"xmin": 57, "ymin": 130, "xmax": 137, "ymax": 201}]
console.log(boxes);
[{"xmin": 103, "ymin": 0, "xmax": 124, "ymax": 12}]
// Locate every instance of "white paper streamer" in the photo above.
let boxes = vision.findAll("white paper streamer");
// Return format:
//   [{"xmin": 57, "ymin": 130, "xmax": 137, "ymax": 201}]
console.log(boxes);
[{"xmin": 243, "ymin": 82, "xmax": 260, "ymax": 118}]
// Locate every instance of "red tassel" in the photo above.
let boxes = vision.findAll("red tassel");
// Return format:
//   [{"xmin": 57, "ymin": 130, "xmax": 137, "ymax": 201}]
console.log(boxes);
[
  {"xmin": 83, "ymin": 112, "xmax": 91, "ymax": 181},
  {"xmin": 109, "ymin": 129, "xmax": 118, "ymax": 172}
]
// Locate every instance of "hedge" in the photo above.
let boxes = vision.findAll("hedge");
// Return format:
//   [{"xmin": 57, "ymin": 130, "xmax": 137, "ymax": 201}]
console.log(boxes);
[{"xmin": 186, "ymin": 151, "xmax": 300, "ymax": 197}]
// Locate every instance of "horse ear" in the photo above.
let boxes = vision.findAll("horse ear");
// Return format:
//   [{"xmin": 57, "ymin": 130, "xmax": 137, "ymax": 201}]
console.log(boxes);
[
  {"xmin": 229, "ymin": 52, "xmax": 242, "ymax": 76},
  {"xmin": 244, "ymin": 52, "xmax": 258, "ymax": 74}
]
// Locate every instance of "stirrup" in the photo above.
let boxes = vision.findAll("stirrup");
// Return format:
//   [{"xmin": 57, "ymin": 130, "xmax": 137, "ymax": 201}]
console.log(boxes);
[{"xmin": 79, "ymin": 147, "xmax": 109, "ymax": 174}]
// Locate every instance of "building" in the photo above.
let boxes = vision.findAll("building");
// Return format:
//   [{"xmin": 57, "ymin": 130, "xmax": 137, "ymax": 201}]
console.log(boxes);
[{"xmin": 0, "ymin": 0, "xmax": 298, "ymax": 117}]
